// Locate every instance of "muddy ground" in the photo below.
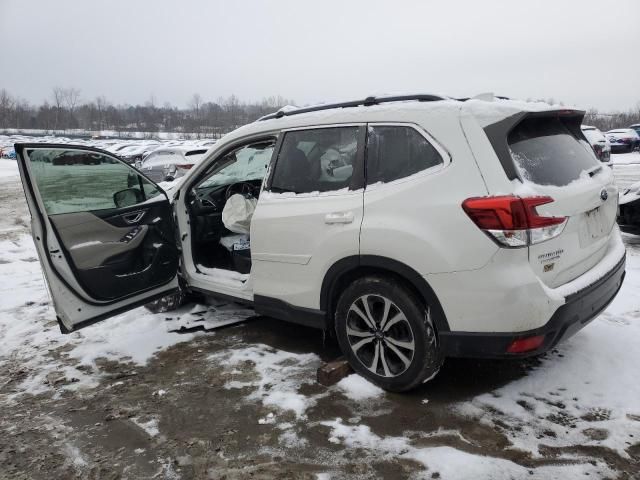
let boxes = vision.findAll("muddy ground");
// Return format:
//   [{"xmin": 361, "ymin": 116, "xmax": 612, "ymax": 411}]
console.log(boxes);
[{"xmin": 0, "ymin": 164, "xmax": 638, "ymax": 480}]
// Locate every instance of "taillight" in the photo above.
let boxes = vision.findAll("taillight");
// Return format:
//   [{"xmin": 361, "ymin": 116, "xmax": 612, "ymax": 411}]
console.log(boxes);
[
  {"xmin": 462, "ymin": 195, "xmax": 567, "ymax": 248},
  {"xmin": 176, "ymin": 164, "xmax": 194, "ymax": 170},
  {"xmin": 506, "ymin": 335, "xmax": 545, "ymax": 354}
]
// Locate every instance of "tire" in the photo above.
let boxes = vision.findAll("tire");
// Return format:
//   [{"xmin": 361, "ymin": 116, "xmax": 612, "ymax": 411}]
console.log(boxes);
[
  {"xmin": 144, "ymin": 291, "xmax": 185, "ymax": 314},
  {"xmin": 334, "ymin": 275, "xmax": 443, "ymax": 392}
]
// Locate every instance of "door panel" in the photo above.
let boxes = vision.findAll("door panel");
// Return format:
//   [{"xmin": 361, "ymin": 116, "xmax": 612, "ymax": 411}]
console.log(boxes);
[
  {"xmin": 251, "ymin": 192, "xmax": 363, "ymax": 309},
  {"xmin": 16, "ymin": 144, "xmax": 179, "ymax": 332},
  {"xmin": 251, "ymin": 125, "xmax": 365, "ymax": 312}
]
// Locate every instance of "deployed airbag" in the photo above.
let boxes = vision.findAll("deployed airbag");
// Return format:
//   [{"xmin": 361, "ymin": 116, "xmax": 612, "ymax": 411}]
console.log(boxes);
[{"xmin": 222, "ymin": 194, "xmax": 257, "ymax": 235}]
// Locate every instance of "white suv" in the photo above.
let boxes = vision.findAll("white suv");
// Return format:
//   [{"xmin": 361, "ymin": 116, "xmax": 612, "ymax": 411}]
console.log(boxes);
[{"xmin": 16, "ymin": 94, "xmax": 626, "ymax": 391}]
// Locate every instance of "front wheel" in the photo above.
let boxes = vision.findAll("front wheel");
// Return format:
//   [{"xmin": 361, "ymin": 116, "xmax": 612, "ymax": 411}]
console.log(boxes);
[{"xmin": 335, "ymin": 276, "xmax": 443, "ymax": 392}]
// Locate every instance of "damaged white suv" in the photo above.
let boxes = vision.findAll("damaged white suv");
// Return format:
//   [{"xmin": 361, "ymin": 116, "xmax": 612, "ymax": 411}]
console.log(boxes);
[{"xmin": 16, "ymin": 94, "xmax": 626, "ymax": 391}]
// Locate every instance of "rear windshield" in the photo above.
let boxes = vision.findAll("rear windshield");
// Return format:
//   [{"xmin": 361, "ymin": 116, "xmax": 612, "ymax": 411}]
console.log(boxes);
[{"xmin": 508, "ymin": 117, "xmax": 598, "ymax": 186}]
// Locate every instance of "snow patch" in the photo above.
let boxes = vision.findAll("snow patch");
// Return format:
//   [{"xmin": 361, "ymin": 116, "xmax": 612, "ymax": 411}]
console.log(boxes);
[
  {"xmin": 208, "ymin": 344, "xmax": 321, "ymax": 418},
  {"xmin": 131, "ymin": 417, "xmax": 160, "ymax": 437},
  {"xmin": 335, "ymin": 374, "xmax": 385, "ymax": 401},
  {"xmin": 322, "ymin": 418, "xmax": 613, "ymax": 479}
]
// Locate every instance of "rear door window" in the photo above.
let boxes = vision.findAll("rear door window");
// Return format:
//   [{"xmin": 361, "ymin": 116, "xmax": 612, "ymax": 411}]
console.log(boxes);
[
  {"xmin": 270, "ymin": 126, "xmax": 361, "ymax": 193},
  {"xmin": 508, "ymin": 117, "xmax": 599, "ymax": 186},
  {"xmin": 366, "ymin": 126, "xmax": 443, "ymax": 184}
]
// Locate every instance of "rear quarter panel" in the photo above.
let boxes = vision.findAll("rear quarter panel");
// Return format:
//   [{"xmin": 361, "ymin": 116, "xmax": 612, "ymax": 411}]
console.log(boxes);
[{"xmin": 360, "ymin": 112, "xmax": 497, "ymax": 275}]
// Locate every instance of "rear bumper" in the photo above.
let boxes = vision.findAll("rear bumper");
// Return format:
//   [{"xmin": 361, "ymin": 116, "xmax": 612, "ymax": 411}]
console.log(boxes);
[{"xmin": 440, "ymin": 253, "xmax": 626, "ymax": 359}]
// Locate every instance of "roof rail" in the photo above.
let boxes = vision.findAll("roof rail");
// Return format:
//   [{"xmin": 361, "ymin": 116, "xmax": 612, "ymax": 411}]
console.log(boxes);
[{"xmin": 258, "ymin": 93, "xmax": 448, "ymax": 121}]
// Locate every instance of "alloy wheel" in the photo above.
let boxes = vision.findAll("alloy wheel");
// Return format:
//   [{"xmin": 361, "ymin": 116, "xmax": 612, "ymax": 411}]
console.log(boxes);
[{"xmin": 345, "ymin": 294, "xmax": 416, "ymax": 378}]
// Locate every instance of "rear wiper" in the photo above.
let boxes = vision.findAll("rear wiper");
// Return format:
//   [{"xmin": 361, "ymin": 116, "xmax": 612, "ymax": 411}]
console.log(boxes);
[{"xmin": 586, "ymin": 165, "xmax": 602, "ymax": 177}]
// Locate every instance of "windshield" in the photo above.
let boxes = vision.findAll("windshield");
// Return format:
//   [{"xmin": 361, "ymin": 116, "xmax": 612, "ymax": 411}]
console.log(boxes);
[
  {"xmin": 198, "ymin": 144, "xmax": 274, "ymax": 189},
  {"xmin": 508, "ymin": 117, "xmax": 599, "ymax": 186}
]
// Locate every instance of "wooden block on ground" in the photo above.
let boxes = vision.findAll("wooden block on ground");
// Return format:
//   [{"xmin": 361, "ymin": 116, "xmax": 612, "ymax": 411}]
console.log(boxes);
[{"xmin": 317, "ymin": 358, "xmax": 352, "ymax": 386}]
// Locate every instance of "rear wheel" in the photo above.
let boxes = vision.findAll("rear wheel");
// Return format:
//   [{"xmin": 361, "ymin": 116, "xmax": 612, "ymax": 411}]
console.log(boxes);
[{"xmin": 335, "ymin": 276, "xmax": 443, "ymax": 392}]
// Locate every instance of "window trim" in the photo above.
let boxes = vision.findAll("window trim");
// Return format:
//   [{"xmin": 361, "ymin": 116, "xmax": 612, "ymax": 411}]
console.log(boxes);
[
  {"xmin": 183, "ymin": 133, "xmax": 280, "ymax": 197},
  {"xmin": 264, "ymin": 123, "xmax": 367, "ymax": 194},
  {"xmin": 364, "ymin": 122, "xmax": 451, "ymax": 187}
]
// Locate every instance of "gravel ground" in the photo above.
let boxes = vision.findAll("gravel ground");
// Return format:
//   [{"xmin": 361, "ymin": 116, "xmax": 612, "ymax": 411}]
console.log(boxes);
[{"xmin": 0, "ymin": 156, "xmax": 639, "ymax": 480}]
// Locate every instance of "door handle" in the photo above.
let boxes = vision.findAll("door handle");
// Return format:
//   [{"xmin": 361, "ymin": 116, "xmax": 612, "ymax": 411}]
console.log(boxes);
[
  {"xmin": 324, "ymin": 211, "xmax": 354, "ymax": 224},
  {"xmin": 122, "ymin": 210, "xmax": 146, "ymax": 224}
]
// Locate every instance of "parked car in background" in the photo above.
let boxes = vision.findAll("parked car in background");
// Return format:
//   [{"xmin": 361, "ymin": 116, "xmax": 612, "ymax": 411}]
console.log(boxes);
[
  {"xmin": 581, "ymin": 125, "xmax": 611, "ymax": 162},
  {"xmin": 138, "ymin": 146, "xmax": 207, "ymax": 182},
  {"xmin": 117, "ymin": 143, "xmax": 160, "ymax": 164},
  {"xmin": 106, "ymin": 143, "xmax": 139, "ymax": 155},
  {"xmin": 605, "ymin": 128, "xmax": 640, "ymax": 153},
  {"xmin": 630, "ymin": 124, "xmax": 640, "ymax": 139},
  {"xmin": 618, "ymin": 180, "xmax": 640, "ymax": 228},
  {"xmin": 1, "ymin": 147, "xmax": 16, "ymax": 159}
]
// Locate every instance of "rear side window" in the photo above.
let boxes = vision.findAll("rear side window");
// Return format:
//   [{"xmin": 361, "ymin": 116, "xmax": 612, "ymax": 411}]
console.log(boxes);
[
  {"xmin": 366, "ymin": 126, "xmax": 443, "ymax": 184},
  {"xmin": 270, "ymin": 127, "xmax": 360, "ymax": 193},
  {"xmin": 508, "ymin": 117, "xmax": 598, "ymax": 186}
]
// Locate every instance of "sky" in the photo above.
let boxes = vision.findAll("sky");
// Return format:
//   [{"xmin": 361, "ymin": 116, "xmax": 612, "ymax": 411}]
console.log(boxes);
[{"xmin": 1, "ymin": 0, "xmax": 639, "ymax": 112}]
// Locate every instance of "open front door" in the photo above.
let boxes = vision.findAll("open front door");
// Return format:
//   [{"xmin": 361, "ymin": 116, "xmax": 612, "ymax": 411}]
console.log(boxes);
[{"xmin": 16, "ymin": 144, "xmax": 180, "ymax": 333}]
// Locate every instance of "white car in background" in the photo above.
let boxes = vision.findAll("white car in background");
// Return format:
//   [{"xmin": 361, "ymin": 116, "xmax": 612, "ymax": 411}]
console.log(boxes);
[
  {"xmin": 117, "ymin": 143, "xmax": 160, "ymax": 164},
  {"xmin": 605, "ymin": 128, "xmax": 640, "ymax": 153},
  {"xmin": 581, "ymin": 125, "xmax": 611, "ymax": 162},
  {"xmin": 138, "ymin": 146, "xmax": 208, "ymax": 182},
  {"xmin": 15, "ymin": 94, "xmax": 626, "ymax": 391}
]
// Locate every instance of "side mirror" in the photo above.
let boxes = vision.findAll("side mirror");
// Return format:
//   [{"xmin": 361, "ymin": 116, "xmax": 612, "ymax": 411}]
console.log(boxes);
[{"xmin": 114, "ymin": 188, "xmax": 144, "ymax": 208}]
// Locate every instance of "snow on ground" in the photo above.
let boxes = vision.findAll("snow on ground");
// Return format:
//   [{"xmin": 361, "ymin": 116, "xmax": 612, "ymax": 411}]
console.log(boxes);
[
  {"xmin": 0, "ymin": 233, "xmax": 198, "ymax": 395},
  {"xmin": 0, "ymin": 147, "xmax": 639, "ymax": 477},
  {"xmin": 209, "ymin": 344, "xmax": 322, "ymax": 418},
  {"xmin": 321, "ymin": 418, "xmax": 614, "ymax": 479},
  {"xmin": 335, "ymin": 374, "xmax": 385, "ymax": 401},
  {"xmin": 0, "ymin": 231, "xmax": 249, "ymax": 397},
  {"xmin": 0, "ymin": 158, "xmax": 19, "ymax": 179},
  {"xmin": 456, "ymin": 238, "xmax": 640, "ymax": 457}
]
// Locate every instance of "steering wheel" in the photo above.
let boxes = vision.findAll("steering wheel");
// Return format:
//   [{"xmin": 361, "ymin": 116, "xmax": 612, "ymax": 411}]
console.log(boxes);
[{"xmin": 225, "ymin": 181, "xmax": 257, "ymax": 200}]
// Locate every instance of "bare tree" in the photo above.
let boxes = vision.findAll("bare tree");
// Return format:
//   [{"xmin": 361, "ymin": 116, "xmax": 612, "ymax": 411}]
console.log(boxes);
[
  {"xmin": 63, "ymin": 88, "xmax": 81, "ymax": 128},
  {"xmin": 52, "ymin": 86, "xmax": 65, "ymax": 130},
  {"xmin": 0, "ymin": 89, "xmax": 15, "ymax": 127},
  {"xmin": 95, "ymin": 95, "xmax": 109, "ymax": 131},
  {"xmin": 189, "ymin": 93, "xmax": 203, "ymax": 137},
  {"xmin": 10, "ymin": 88, "xmax": 639, "ymax": 138}
]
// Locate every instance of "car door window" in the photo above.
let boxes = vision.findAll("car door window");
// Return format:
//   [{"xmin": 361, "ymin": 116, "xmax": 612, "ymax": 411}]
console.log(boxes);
[
  {"xmin": 366, "ymin": 126, "xmax": 443, "ymax": 184},
  {"xmin": 270, "ymin": 126, "xmax": 360, "ymax": 193},
  {"xmin": 27, "ymin": 149, "xmax": 162, "ymax": 214}
]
